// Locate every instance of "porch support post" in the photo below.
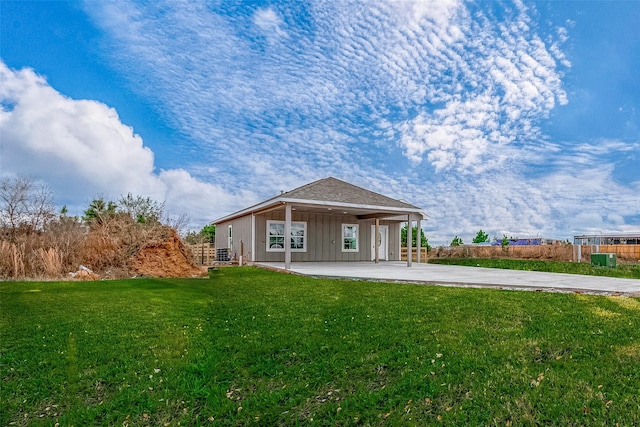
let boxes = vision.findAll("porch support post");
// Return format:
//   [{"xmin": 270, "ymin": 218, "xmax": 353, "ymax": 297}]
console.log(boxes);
[
  {"xmin": 374, "ymin": 218, "xmax": 380, "ymax": 264},
  {"xmin": 285, "ymin": 203, "xmax": 292, "ymax": 270},
  {"xmin": 251, "ymin": 213, "xmax": 256, "ymax": 262},
  {"xmin": 407, "ymin": 214, "xmax": 413, "ymax": 267},
  {"xmin": 416, "ymin": 218, "xmax": 421, "ymax": 264}
]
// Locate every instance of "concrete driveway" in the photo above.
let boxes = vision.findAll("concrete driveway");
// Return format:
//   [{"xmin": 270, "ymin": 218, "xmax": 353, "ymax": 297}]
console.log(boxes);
[{"xmin": 256, "ymin": 261, "xmax": 640, "ymax": 296}]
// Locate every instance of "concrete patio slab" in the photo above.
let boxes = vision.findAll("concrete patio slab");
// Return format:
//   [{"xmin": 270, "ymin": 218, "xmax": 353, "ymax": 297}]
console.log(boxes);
[{"xmin": 255, "ymin": 261, "xmax": 640, "ymax": 296}]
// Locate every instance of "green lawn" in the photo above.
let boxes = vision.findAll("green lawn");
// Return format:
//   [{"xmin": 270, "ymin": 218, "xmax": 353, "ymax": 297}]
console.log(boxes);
[
  {"xmin": 1, "ymin": 267, "xmax": 639, "ymax": 426},
  {"xmin": 428, "ymin": 258, "xmax": 640, "ymax": 279}
]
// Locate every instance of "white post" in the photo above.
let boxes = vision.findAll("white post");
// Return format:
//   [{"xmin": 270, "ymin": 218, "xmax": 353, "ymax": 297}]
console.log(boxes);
[
  {"xmin": 285, "ymin": 203, "xmax": 292, "ymax": 270},
  {"xmin": 407, "ymin": 214, "xmax": 413, "ymax": 267},
  {"xmin": 375, "ymin": 218, "xmax": 380, "ymax": 264},
  {"xmin": 251, "ymin": 213, "xmax": 256, "ymax": 262},
  {"xmin": 416, "ymin": 219, "xmax": 421, "ymax": 264}
]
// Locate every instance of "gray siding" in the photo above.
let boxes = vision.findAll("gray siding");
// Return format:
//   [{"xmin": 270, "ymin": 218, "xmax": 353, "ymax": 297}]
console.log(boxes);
[
  {"xmin": 253, "ymin": 211, "xmax": 402, "ymax": 262},
  {"xmin": 216, "ymin": 215, "xmax": 252, "ymax": 261},
  {"xmin": 388, "ymin": 222, "xmax": 401, "ymax": 261}
]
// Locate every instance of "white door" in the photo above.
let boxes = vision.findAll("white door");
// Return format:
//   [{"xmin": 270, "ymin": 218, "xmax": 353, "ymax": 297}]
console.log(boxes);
[{"xmin": 371, "ymin": 225, "xmax": 389, "ymax": 261}]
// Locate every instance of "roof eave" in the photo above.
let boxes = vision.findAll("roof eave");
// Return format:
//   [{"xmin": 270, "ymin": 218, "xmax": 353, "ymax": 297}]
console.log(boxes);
[
  {"xmin": 212, "ymin": 197, "xmax": 427, "ymax": 224},
  {"xmin": 211, "ymin": 198, "xmax": 285, "ymax": 224},
  {"xmin": 278, "ymin": 197, "xmax": 424, "ymax": 214}
]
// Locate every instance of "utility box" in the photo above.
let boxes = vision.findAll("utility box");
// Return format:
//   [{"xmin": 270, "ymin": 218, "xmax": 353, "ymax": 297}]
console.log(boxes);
[{"xmin": 591, "ymin": 253, "xmax": 616, "ymax": 268}]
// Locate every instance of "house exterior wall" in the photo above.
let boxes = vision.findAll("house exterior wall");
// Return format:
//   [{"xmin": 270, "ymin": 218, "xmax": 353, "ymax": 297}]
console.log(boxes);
[
  {"xmin": 216, "ymin": 215, "xmax": 252, "ymax": 261},
  {"xmin": 252, "ymin": 210, "xmax": 401, "ymax": 262}
]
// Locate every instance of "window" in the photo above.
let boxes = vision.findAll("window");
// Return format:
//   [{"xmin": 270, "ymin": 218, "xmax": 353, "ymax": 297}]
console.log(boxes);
[
  {"xmin": 267, "ymin": 221, "xmax": 307, "ymax": 252},
  {"xmin": 227, "ymin": 225, "xmax": 233, "ymax": 251},
  {"xmin": 342, "ymin": 224, "xmax": 359, "ymax": 252}
]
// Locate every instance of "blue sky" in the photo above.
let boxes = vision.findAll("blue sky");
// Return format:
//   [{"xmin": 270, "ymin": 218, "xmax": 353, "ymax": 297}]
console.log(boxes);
[{"xmin": 1, "ymin": 0, "xmax": 638, "ymax": 244}]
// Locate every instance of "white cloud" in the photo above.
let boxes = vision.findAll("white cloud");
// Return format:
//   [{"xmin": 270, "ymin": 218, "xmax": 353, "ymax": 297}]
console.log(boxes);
[
  {"xmin": 5, "ymin": 0, "xmax": 635, "ymax": 243},
  {"xmin": 366, "ymin": 1, "xmax": 570, "ymax": 173},
  {"xmin": 407, "ymin": 161, "xmax": 639, "ymax": 245},
  {"xmin": 79, "ymin": 0, "xmax": 635, "ymax": 240},
  {"xmin": 253, "ymin": 8, "xmax": 288, "ymax": 40},
  {"xmin": 0, "ymin": 61, "xmax": 254, "ymax": 225}
]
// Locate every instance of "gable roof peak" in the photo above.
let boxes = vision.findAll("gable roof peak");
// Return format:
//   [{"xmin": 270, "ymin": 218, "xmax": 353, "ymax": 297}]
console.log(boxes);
[
  {"xmin": 281, "ymin": 176, "xmax": 420, "ymax": 210},
  {"xmin": 212, "ymin": 176, "xmax": 425, "ymax": 224}
]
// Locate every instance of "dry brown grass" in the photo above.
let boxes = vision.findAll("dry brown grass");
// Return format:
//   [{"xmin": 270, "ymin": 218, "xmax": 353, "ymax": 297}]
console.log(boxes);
[
  {"xmin": 0, "ymin": 241, "xmax": 25, "ymax": 278},
  {"xmin": 34, "ymin": 247, "xmax": 62, "ymax": 278},
  {"xmin": 79, "ymin": 225, "xmax": 126, "ymax": 273},
  {"xmin": 430, "ymin": 244, "xmax": 575, "ymax": 261},
  {"xmin": 42, "ymin": 217, "xmax": 87, "ymax": 273},
  {"xmin": 0, "ymin": 216, "xmax": 201, "ymax": 280}
]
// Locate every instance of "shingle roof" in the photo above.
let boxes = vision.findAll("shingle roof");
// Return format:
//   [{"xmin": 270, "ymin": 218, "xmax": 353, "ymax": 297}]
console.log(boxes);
[
  {"xmin": 212, "ymin": 177, "xmax": 424, "ymax": 224},
  {"xmin": 282, "ymin": 177, "xmax": 420, "ymax": 209}
]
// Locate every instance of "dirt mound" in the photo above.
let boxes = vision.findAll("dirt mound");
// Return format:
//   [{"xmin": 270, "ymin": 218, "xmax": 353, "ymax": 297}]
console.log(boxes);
[
  {"xmin": 73, "ymin": 268, "xmax": 99, "ymax": 281},
  {"xmin": 131, "ymin": 229, "xmax": 206, "ymax": 278},
  {"xmin": 69, "ymin": 265, "xmax": 99, "ymax": 280}
]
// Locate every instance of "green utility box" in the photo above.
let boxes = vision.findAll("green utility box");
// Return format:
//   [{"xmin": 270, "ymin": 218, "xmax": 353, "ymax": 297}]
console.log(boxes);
[{"xmin": 591, "ymin": 253, "xmax": 617, "ymax": 268}]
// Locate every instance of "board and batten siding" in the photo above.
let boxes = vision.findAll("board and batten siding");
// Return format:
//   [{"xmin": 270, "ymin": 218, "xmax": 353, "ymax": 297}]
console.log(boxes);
[
  {"xmin": 215, "ymin": 215, "xmax": 252, "ymax": 261},
  {"xmin": 254, "ymin": 211, "xmax": 401, "ymax": 262}
]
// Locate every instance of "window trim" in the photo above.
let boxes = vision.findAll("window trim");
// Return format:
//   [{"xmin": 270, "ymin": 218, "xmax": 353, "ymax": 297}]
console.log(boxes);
[
  {"xmin": 266, "ymin": 220, "xmax": 307, "ymax": 252},
  {"xmin": 342, "ymin": 223, "xmax": 359, "ymax": 252}
]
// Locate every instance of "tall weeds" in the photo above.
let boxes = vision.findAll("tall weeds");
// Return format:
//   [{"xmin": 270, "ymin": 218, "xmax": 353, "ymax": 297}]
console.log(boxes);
[
  {"xmin": 0, "ymin": 241, "xmax": 24, "ymax": 278},
  {"xmin": 34, "ymin": 247, "xmax": 62, "ymax": 278},
  {"xmin": 430, "ymin": 244, "xmax": 576, "ymax": 261},
  {"xmin": 0, "ymin": 214, "xmax": 183, "ymax": 279}
]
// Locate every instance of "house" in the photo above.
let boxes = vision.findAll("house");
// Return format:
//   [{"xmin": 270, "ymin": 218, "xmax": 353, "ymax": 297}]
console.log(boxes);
[{"xmin": 212, "ymin": 177, "xmax": 427, "ymax": 269}]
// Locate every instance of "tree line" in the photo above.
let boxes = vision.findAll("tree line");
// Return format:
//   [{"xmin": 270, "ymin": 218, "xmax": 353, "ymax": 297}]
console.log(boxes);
[{"xmin": 401, "ymin": 226, "xmax": 513, "ymax": 249}]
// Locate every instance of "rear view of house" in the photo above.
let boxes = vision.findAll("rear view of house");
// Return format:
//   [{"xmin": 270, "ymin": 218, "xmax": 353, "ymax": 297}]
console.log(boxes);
[{"xmin": 212, "ymin": 177, "xmax": 426, "ymax": 269}]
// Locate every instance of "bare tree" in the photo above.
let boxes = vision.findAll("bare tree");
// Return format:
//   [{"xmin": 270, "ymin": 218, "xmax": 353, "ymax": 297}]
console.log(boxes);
[
  {"xmin": 27, "ymin": 181, "xmax": 56, "ymax": 231},
  {"xmin": 165, "ymin": 212, "xmax": 190, "ymax": 235},
  {"xmin": 0, "ymin": 176, "xmax": 30, "ymax": 232},
  {"xmin": 0, "ymin": 176, "xmax": 55, "ymax": 239}
]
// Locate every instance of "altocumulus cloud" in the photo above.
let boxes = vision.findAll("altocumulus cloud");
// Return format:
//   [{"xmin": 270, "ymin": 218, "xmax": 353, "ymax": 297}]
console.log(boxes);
[
  {"xmin": 394, "ymin": 1, "xmax": 569, "ymax": 173},
  {"xmin": 79, "ymin": 0, "xmax": 639, "ymax": 241},
  {"xmin": 80, "ymin": 0, "xmax": 573, "ymax": 180},
  {"xmin": 3, "ymin": 0, "xmax": 638, "ymax": 242},
  {"xmin": 0, "ymin": 61, "xmax": 257, "ymax": 223}
]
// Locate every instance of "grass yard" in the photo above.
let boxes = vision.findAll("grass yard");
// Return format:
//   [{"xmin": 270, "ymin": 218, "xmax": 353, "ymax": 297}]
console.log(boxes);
[
  {"xmin": 1, "ymin": 267, "xmax": 639, "ymax": 426},
  {"xmin": 428, "ymin": 258, "xmax": 640, "ymax": 280}
]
